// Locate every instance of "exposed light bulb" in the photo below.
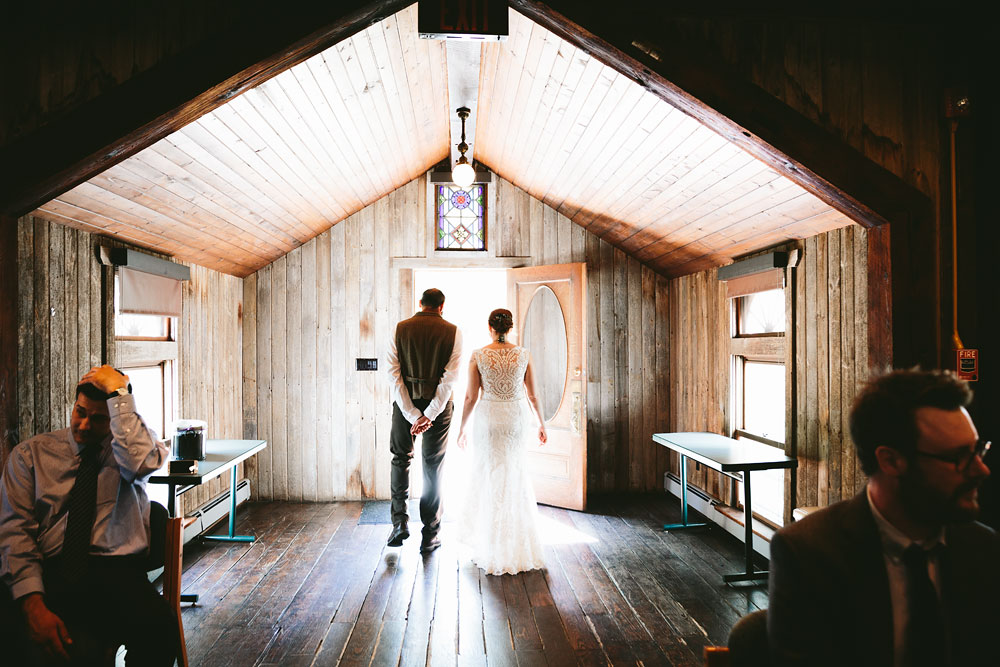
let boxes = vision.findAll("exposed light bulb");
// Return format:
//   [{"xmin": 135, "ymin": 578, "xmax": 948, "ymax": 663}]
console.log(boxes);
[{"xmin": 452, "ymin": 160, "xmax": 475, "ymax": 188}]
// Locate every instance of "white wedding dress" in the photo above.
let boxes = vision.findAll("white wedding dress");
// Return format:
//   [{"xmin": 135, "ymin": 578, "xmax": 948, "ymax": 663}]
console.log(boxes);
[{"xmin": 458, "ymin": 346, "xmax": 545, "ymax": 575}]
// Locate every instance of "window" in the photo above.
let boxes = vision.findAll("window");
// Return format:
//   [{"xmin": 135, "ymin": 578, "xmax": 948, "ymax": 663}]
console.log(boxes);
[
  {"xmin": 435, "ymin": 184, "xmax": 486, "ymax": 250},
  {"xmin": 731, "ymin": 286, "xmax": 786, "ymax": 525},
  {"xmin": 737, "ymin": 290, "xmax": 785, "ymax": 335},
  {"xmin": 114, "ymin": 276, "xmax": 173, "ymax": 341},
  {"xmin": 114, "ymin": 273, "xmax": 178, "ymax": 440},
  {"xmin": 120, "ymin": 363, "xmax": 175, "ymax": 440},
  {"xmin": 740, "ymin": 359, "xmax": 785, "ymax": 441}
]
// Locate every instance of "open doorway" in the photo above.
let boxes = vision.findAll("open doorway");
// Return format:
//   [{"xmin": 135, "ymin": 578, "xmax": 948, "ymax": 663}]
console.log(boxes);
[{"xmin": 407, "ymin": 268, "xmax": 507, "ymax": 512}]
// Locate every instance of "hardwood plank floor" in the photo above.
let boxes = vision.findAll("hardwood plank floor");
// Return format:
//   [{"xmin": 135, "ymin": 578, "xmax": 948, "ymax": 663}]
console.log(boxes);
[{"xmin": 178, "ymin": 494, "xmax": 767, "ymax": 666}]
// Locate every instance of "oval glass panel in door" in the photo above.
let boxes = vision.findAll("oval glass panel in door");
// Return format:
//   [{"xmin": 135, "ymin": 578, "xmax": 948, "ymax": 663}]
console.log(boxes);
[{"xmin": 521, "ymin": 285, "xmax": 568, "ymax": 422}]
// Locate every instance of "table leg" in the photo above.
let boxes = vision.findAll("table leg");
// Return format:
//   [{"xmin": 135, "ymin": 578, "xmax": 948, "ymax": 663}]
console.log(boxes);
[
  {"xmin": 663, "ymin": 455, "xmax": 709, "ymax": 531},
  {"xmin": 166, "ymin": 483, "xmax": 177, "ymax": 517},
  {"xmin": 723, "ymin": 471, "xmax": 768, "ymax": 584},
  {"xmin": 202, "ymin": 466, "xmax": 254, "ymax": 543}
]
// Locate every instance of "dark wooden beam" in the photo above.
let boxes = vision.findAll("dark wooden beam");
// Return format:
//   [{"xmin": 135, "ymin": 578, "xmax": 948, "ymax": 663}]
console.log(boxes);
[
  {"xmin": 1, "ymin": 214, "xmax": 18, "ymax": 468},
  {"xmin": 509, "ymin": 0, "xmax": 931, "ymax": 231},
  {"xmin": 0, "ymin": 0, "xmax": 409, "ymax": 218},
  {"xmin": 866, "ymin": 224, "xmax": 893, "ymax": 374}
]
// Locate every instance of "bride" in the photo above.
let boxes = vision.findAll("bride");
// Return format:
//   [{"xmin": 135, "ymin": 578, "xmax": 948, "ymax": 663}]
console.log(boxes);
[{"xmin": 456, "ymin": 308, "xmax": 547, "ymax": 575}]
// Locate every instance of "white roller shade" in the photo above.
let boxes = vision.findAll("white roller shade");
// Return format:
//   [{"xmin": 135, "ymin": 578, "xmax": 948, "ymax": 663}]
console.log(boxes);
[
  {"xmin": 725, "ymin": 268, "xmax": 784, "ymax": 298},
  {"xmin": 120, "ymin": 266, "xmax": 182, "ymax": 316}
]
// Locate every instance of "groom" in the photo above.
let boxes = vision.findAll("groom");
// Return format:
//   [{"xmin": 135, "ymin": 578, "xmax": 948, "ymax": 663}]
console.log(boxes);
[{"xmin": 385, "ymin": 288, "xmax": 463, "ymax": 553}]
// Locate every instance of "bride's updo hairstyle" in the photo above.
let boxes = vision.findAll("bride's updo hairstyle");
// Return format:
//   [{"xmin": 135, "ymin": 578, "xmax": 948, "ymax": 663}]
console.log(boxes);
[{"xmin": 488, "ymin": 309, "xmax": 514, "ymax": 342}]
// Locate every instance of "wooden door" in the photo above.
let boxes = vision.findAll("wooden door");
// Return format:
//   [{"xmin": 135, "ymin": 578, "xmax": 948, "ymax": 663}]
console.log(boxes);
[{"xmin": 509, "ymin": 263, "xmax": 587, "ymax": 511}]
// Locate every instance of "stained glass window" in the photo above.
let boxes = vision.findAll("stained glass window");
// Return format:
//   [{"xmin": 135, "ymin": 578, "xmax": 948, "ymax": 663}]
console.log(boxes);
[{"xmin": 436, "ymin": 184, "xmax": 486, "ymax": 251}]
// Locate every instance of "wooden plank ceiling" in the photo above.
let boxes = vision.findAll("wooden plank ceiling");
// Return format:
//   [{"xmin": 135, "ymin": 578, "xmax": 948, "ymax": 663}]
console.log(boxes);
[{"xmin": 33, "ymin": 5, "xmax": 851, "ymax": 278}]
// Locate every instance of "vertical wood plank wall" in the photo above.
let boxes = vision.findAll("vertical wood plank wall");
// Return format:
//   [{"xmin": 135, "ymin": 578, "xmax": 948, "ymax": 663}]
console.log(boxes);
[
  {"xmin": 665, "ymin": 267, "xmax": 730, "ymax": 501},
  {"xmin": 794, "ymin": 226, "xmax": 870, "ymax": 509},
  {"xmin": 13, "ymin": 194, "xmax": 875, "ymax": 516},
  {"xmin": 13, "ymin": 216, "xmax": 102, "ymax": 466},
  {"xmin": 242, "ymin": 175, "xmax": 671, "ymax": 500},
  {"xmin": 666, "ymin": 224, "xmax": 873, "ymax": 511},
  {"xmin": 9, "ymin": 216, "xmax": 243, "ymax": 517},
  {"xmin": 177, "ymin": 265, "xmax": 245, "ymax": 515}
]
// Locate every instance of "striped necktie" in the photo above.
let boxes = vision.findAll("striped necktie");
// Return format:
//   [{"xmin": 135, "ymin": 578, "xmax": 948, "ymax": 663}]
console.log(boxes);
[{"xmin": 59, "ymin": 443, "xmax": 101, "ymax": 582}]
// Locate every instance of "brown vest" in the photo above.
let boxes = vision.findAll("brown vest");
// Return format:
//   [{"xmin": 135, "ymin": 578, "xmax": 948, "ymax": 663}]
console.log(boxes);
[{"xmin": 395, "ymin": 312, "xmax": 457, "ymax": 401}]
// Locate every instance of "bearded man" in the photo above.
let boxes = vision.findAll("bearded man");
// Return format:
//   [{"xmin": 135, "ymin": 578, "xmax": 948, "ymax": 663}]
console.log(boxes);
[{"xmin": 768, "ymin": 368, "xmax": 998, "ymax": 667}]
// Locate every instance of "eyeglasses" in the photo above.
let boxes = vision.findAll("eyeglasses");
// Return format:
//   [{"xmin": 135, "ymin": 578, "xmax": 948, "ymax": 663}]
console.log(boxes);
[{"xmin": 915, "ymin": 439, "xmax": 991, "ymax": 473}]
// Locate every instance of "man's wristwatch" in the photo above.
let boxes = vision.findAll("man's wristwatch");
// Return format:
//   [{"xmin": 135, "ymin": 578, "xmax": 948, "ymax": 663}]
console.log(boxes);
[{"xmin": 109, "ymin": 386, "xmax": 130, "ymax": 399}]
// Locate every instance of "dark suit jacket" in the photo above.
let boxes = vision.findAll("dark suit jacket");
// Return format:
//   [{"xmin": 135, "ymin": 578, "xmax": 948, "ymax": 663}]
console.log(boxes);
[{"xmin": 767, "ymin": 490, "xmax": 1000, "ymax": 666}]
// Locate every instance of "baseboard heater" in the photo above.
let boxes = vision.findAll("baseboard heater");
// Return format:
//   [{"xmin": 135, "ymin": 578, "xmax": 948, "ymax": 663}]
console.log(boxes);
[
  {"xmin": 663, "ymin": 472, "xmax": 771, "ymax": 561},
  {"xmin": 181, "ymin": 479, "xmax": 251, "ymax": 545}
]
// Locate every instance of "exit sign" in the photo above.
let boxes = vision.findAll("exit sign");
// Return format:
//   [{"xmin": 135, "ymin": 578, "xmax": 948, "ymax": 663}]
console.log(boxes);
[{"xmin": 418, "ymin": 0, "xmax": 508, "ymax": 40}]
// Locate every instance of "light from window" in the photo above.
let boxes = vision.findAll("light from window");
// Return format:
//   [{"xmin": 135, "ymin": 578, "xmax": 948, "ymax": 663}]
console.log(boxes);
[
  {"xmin": 738, "ymin": 289, "xmax": 784, "ymax": 334},
  {"xmin": 736, "ymin": 433, "xmax": 786, "ymax": 525},
  {"xmin": 743, "ymin": 360, "xmax": 785, "ymax": 443},
  {"xmin": 117, "ymin": 313, "xmax": 169, "ymax": 338},
  {"xmin": 124, "ymin": 365, "xmax": 167, "ymax": 440},
  {"xmin": 436, "ymin": 184, "xmax": 486, "ymax": 250}
]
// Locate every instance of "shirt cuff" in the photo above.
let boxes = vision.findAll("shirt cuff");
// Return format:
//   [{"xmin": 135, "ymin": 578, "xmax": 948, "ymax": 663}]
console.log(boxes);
[
  {"xmin": 10, "ymin": 575, "xmax": 44, "ymax": 600},
  {"xmin": 107, "ymin": 393, "xmax": 136, "ymax": 415},
  {"xmin": 424, "ymin": 403, "xmax": 444, "ymax": 422}
]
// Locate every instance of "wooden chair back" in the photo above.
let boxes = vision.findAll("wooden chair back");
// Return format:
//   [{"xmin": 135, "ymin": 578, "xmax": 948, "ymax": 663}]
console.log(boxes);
[{"xmin": 163, "ymin": 515, "xmax": 189, "ymax": 667}]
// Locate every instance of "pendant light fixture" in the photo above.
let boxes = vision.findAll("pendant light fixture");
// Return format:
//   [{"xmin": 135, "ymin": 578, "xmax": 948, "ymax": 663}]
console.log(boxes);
[{"xmin": 452, "ymin": 106, "xmax": 475, "ymax": 189}]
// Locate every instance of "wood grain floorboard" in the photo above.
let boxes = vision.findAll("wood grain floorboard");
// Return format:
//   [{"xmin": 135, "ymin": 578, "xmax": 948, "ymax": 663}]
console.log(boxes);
[
  {"xmin": 571, "ymin": 510, "xmax": 701, "ymax": 665},
  {"xmin": 178, "ymin": 495, "xmax": 766, "ymax": 666},
  {"xmin": 609, "ymin": 497, "xmax": 749, "ymax": 645}
]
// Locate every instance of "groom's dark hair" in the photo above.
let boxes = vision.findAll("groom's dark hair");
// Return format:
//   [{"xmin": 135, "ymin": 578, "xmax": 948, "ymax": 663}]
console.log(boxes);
[{"xmin": 420, "ymin": 288, "xmax": 446, "ymax": 309}]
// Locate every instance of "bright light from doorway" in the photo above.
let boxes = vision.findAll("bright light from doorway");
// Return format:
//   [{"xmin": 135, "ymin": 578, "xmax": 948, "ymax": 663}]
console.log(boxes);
[
  {"xmin": 410, "ymin": 268, "xmax": 507, "ymax": 508},
  {"xmin": 536, "ymin": 514, "xmax": 599, "ymax": 545}
]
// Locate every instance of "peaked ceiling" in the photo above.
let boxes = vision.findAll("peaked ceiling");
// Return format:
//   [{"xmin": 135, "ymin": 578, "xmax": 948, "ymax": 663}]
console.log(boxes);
[{"xmin": 33, "ymin": 4, "xmax": 852, "ymax": 278}]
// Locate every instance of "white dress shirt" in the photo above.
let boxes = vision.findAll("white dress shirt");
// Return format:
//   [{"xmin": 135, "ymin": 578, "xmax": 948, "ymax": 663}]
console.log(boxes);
[
  {"xmin": 386, "ymin": 323, "xmax": 464, "ymax": 424},
  {"xmin": 866, "ymin": 486, "xmax": 946, "ymax": 667},
  {"xmin": 0, "ymin": 394, "xmax": 168, "ymax": 599}
]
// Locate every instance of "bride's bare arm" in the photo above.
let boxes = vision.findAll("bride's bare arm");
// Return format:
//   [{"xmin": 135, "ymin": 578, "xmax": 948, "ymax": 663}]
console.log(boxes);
[
  {"xmin": 524, "ymin": 359, "xmax": 548, "ymax": 445},
  {"xmin": 456, "ymin": 357, "xmax": 482, "ymax": 449}
]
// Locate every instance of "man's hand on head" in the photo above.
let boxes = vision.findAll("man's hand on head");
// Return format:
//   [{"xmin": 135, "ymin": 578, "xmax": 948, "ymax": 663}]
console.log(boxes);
[
  {"xmin": 79, "ymin": 365, "xmax": 129, "ymax": 396},
  {"xmin": 21, "ymin": 593, "xmax": 72, "ymax": 661},
  {"xmin": 410, "ymin": 416, "xmax": 432, "ymax": 435}
]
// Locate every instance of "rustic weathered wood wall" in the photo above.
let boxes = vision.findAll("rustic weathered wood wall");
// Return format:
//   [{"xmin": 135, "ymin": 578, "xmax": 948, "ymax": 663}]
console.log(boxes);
[
  {"xmin": 176, "ymin": 264, "xmax": 245, "ymax": 515},
  {"xmin": 665, "ymin": 266, "xmax": 729, "ymax": 502},
  {"xmin": 8, "ymin": 216, "xmax": 243, "ymax": 516},
  {"xmin": 14, "ymin": 217, "xmax": 103, "ymax": 465},
  {"xmin": 666, "ymin": 224, "xmax": 873, "ymax": 514},
  {"xmin": 242, "ymin": 174, "xmax": 670, "ymax": 501}
]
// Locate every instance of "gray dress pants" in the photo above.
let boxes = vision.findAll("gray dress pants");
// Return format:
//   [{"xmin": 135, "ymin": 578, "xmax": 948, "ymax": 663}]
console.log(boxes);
[{"xmin": 389, "ymin": 399, "xmax": 453, "ymax": 537}]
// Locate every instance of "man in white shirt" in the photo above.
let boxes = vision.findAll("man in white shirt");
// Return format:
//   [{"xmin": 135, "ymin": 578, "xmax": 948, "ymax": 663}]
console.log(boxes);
[
  {"xmin": 0, "ymin": 365, "xmax": 174, "ymax": 665},
  {"xmin": 768, "ymin": 368, "xmax": 998, "ymax": 667},
  {"xmin": 385, "ymin": 288, "xmax": 463, "ymax": 553}
]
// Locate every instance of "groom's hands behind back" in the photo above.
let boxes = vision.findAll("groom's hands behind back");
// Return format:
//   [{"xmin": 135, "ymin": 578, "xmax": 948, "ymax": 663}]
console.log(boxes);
[{"xmin": 410, "ymin": 416, "xmax": 432, "ymax": 436}]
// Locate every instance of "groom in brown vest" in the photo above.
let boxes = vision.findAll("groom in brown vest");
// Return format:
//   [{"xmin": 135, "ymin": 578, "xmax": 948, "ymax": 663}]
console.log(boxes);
[{"xmin": 385, "ymin": 288, "xmax": 463, "ymax": 553}]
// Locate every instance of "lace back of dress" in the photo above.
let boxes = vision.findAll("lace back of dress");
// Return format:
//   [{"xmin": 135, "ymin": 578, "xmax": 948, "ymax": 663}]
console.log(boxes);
[{"xmin": 478, "ymin": 347, "xmax": 528, "ymax": 401}]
